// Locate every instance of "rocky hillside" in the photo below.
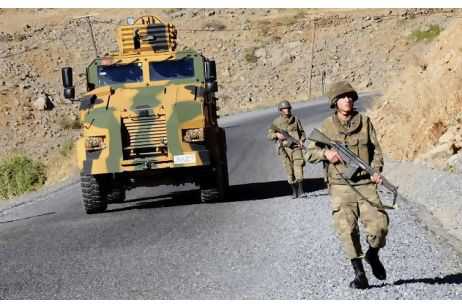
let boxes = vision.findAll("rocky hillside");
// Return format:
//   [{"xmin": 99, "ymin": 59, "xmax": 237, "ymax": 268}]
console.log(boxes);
[
  {"xmin": 369, "ymin": 17, "xmax": 462, "ymax": 171},
  {"xmin": 0, "ymin": 8, "xmax": 460, "ymax": 183}
]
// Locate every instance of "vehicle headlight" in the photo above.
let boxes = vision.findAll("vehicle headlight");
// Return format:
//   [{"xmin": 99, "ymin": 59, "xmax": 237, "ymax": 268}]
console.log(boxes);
[
  {"xmin": 182, "ymin": 128, "xmax": 204, "ymax": 143},
  {"xmin": 85, "ymin": 136, "xmax": 106, "ymax": 151}
]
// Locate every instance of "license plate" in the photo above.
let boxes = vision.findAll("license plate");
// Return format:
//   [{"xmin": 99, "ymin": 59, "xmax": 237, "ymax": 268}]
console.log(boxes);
[{"xmin": 174, "ymin": 153, "xmax": 196, "ymax": 164}]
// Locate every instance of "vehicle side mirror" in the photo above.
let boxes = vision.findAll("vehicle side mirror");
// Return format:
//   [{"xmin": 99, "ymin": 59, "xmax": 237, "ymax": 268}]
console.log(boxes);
[
  {"xmin": 62, "ymin": 67, "xmax": 75, "ymax": 100},
  {"xmin": 204, "ymin": 60, "xmax": 216, "ymax": 81}
]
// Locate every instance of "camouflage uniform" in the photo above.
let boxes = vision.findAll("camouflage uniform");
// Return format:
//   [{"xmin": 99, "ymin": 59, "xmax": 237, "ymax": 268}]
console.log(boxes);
[
  {"xmin": 305, "ymin": 81, "xmax": 388, "ymax": 288},
  {"xmin": 267, "ymin": 114, "xmax": 306, "ymax": 185}
]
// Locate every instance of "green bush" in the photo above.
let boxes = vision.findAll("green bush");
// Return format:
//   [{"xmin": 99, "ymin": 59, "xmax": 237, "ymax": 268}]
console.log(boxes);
[
  {"xmin": 0, "ymin": 154, "xmax": 47, "ymax": 199},
  {"xmin": 410, "ymin": 24, "xmax": 443, "ymax": 42}
]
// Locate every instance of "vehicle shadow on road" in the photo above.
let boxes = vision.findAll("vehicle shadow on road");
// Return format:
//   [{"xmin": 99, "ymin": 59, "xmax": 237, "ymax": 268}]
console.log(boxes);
[
  {"xmin": 105, "ymin": 190, "xmax": 201, "ymax": 213},
  {"xmin": 227, "ymin": 177, "xmax": 327, "ymax": 202},
  {"xmin": 105, "ymin": 178, "xmax": 327, "ymax": 213}
]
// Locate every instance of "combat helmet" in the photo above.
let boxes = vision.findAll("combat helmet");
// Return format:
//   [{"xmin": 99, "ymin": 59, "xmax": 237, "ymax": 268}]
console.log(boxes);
[
  {"xmin": 326, "ymin": 81, "xmax": 358, "ymax": 108},
  {"xmin": 278, "ymin": 100, "xmax": 292, "ymax": 110}
]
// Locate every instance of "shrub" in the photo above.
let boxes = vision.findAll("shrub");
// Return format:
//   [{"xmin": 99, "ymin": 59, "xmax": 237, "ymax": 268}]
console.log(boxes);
[
  {"xmin": 203, "ymin": 21, "xmax": 227, "ymax": 31},
  {"xmin": 0, "ymin": 154, "xmax": 47, "ymax": 199},
  {"xmin": 410, "ymin": 24, "xmax": 443, "ymax": 42},
  {"xmin": 59, "ymin": 139, "xmax": 75, "ymax": 157},
  {"xmin": 162, "ymin": 8, "xmax": 179, "ymax": 15},
  {"xmin": 58, "ymin": 117, "xmax": 81, "ymax": 130},
  {"xmin": 244, "ymin": 47, "xmax": 258, "ymax": 63}
]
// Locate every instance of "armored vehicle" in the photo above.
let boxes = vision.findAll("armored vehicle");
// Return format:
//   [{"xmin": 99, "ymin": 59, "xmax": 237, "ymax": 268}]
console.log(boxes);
[{"xmin": 61, "ymin": 16, "xmax": 229, "ymax": 214}]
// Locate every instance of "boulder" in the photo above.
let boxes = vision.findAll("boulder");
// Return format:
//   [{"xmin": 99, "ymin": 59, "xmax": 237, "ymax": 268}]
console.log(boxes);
[
  {"xmin": 448, "ymin": 153, "xmax": 462, "ymax": 173},
  {"xmin": 254, "ymin": 48, "xmax": 267, "ymax": 59},
  {"xmin": 32, "ymin": 95, "xmax": 54, "ymax": 111}
]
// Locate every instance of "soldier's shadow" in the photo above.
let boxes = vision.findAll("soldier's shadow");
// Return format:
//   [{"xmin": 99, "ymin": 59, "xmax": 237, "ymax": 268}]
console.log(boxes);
[
  {"xmin": 393, "ymin": 273, "xmax": 462, "ymax": 286},
  {"xmin": 368, "ymin": 273, "xmax": 462, "ymax": 289},
  {"xmin": 105, "ymin": 177, "xmax": 327, "ymax": 213}
]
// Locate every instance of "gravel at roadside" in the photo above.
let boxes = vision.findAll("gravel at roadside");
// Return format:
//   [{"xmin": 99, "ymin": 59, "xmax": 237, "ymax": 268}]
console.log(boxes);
[{"xmin": 384, "ymin": 160, "xmax": 462, "ymax": 250}]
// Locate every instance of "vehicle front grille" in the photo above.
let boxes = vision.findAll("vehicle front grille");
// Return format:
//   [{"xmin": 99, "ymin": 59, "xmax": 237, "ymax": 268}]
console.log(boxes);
[{"xmin": 121, "ymin": 113, "xmax": 168, "ymax": 159}]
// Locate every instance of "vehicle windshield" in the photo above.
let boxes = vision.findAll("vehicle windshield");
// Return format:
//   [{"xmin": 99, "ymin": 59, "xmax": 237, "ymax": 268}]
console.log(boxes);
[
  {"xmin": 97, "ymin": 63, "xmax": 143, "ymax": 86},
  {"xmin": 149, "ymin": 57, "xmax": 195, "ymax": 81}
]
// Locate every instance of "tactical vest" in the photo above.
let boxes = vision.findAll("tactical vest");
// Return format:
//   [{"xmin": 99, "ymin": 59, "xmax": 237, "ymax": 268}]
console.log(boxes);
[
  {"xmin": 323, "ymin": 112, "xmax": 373, "ymax": 185},
  {"xmin": 272, "ymin": 115, "xmax": 303, "ymax": 141}
]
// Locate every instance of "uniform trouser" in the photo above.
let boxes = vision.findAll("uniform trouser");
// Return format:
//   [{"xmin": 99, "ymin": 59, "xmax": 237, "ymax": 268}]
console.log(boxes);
[
  {"xmin": 280, "ymin": 148, "xmax": 305, "ymax": 184},
  {"xmin": 329, "ymin": 183, "xmax": 389, "ymax": 259}
]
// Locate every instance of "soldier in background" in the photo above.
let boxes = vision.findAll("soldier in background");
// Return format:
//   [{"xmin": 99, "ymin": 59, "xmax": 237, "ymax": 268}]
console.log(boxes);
[
  {"xmin": 304, "ymin": 81, "xmax": 389, "ymax": 289},
  {"xmin": 267, "ymin": 100, "xmax": 307, "ymax": 199}
]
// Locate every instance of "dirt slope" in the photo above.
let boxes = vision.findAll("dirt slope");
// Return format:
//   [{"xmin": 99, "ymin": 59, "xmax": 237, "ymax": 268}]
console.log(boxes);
[{"xmin": 369, "ymin": 18, "xmax": 462, "ymax": 169}]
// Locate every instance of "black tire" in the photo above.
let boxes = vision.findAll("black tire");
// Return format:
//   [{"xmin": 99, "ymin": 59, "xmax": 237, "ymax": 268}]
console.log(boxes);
[
  {"xmin": 215, "ymin": 160, "xmax": 229, "ymax": 200},
  {"xmin": 200, "ymin": 187, "xmax": 220, "ymax": 203},
  {"xmin": 80, "ymin": 174, "xmax": 107, "ymax": 214},
  {"xmin": 200, "ymin": 162, "xmax": 229, "ymax": 203},
  {"xmin": 106, "ymin": 188, "xmax": 126, "ymax": 204}
]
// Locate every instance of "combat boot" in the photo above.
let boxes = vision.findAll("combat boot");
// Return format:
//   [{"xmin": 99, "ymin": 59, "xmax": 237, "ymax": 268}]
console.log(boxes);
[
  {"xmin": 290, "ymin": 184, "xmax": 298, "ymax": 199},
  {"xmin": 349, "ymin": 258, "xmax": 369, "ymax": 289},
  {"xmin": 365, "ymin": 247, "xmax": 386, "ymax": 280},
  {"xmin": 297, "ymin": 181, "xmax": 307, "ymax": 198}
]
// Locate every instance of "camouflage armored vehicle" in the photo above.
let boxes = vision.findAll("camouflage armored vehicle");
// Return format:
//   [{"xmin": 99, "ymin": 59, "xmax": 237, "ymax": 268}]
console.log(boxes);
[{"xmin": 61, "ymin": 16, "xmax": 229, "ymax": 214}]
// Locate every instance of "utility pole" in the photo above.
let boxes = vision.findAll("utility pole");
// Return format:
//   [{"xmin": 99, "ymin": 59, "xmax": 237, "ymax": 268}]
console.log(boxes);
[
  {"xmin": 308, "ymin": 18, "xmax": 316, "ymax": 99},
  {"xmin": 321, "ymin": 40, "xmax": 327, "ymax": 96},
  {"xmin": 73, "ymin": 14, "xmax": 99, "ymax": 58}
]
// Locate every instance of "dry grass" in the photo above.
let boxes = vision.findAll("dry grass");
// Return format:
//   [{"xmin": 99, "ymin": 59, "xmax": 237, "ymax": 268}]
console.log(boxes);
[
  {"xmin": 244, "ymin": 47, "xmax": 258, "ymax": 63},
  {"xmin": 45, "ymin": 140, "xmax": 79, "ymax": 185},
  {"xmin": 58, "ymin": 116, "xmax": 81, "ymax": 130}
]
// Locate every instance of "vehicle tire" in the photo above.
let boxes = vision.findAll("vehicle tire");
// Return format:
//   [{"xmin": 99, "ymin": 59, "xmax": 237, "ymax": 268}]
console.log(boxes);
[
  {"xmin": 200, "ymin": 186, "xmax": 220, "ymax": 203},
  {"xmin": 80, "ymin": 174, "xmax": 107, "ymax": 214},
  {"xmin": 106, "ymin": 187, "xmax": 126, "ymax": 204},
  {"xmin": 200, "ymin": 162, "xmax": 229, "ymax": 203},
  {"xmin": 215, "ymin": 160, "xmax": 229, "ymax": 201}
]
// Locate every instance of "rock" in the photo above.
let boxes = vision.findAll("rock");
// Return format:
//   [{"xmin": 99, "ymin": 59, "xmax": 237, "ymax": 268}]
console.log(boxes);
[
  {"xmin": 269, "ymin": 48, "xmax": 292, "ymax": 67},
  {"xmin": 448, "ymin": 153, "xmax": 462, "ymax": 172},
  {"xmin": 359, "ymin": 79, "xmax": 373, "ymax": 88},
  {"xmin": 32, "ymin": 95, "xmax": 54, "ymax": 111},
  {"xmin": 418, "ymin": 143, "xmax": 453, "ymax": 162},
  {"xmin": 439, "ymin": 125, "xmax": 462, "ymax": 150},
  {"xmin": 254, "ymin": 48, "xmax": 267, "ymax": 59}
]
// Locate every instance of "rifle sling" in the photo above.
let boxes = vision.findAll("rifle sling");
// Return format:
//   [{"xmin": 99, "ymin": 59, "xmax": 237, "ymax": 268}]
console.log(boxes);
[{"xmin": 332, "ymin": 164, "xmax": 396, "ymax": 210}]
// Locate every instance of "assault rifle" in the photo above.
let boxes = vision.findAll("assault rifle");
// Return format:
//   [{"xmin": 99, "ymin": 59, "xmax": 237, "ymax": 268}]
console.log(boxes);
[
  {"xmin": 308, "ymin": 128, "xmax": 398, "ymax": 206},
  {"xmin": 271, "ymin": 125, "xmax": 304, "ymax": 149}
]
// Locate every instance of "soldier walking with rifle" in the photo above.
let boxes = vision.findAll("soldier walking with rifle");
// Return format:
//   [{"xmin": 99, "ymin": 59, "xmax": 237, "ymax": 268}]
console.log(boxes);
[
  {"xmin": 267, "ymin": 100, "xmax": 307, "ymax": 199},
  {"xmin": 305, "ymin": 81, "xmax": 390, "ymax": 289}
]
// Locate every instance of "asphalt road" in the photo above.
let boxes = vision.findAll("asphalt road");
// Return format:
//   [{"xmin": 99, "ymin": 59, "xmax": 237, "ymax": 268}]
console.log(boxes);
[{"xmin": 1, "ymin": 96, "xmax": 462, "ymax": 299}]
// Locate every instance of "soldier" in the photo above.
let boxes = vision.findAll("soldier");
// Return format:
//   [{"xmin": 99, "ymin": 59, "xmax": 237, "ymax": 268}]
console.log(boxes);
[
  {"xmin": 305, "ymin": 81, "xmax": 389, "ymax": 289},
  {"xmin": 267, "ymin": 100, "xmax": 307, "ymax": 198}
]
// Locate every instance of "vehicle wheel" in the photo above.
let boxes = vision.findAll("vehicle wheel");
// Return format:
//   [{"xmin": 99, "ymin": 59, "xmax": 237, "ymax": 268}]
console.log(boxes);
[
  {"xmin": 106, "ymin": 187, "xmax": 126, "ymax": 204},
  {"xmin": 200, "ymin": 162, "xmax": 229, "ymax": 203},
  {"xmin": 215, "ymin": 160, "xmax": 229, "ymax": 201},
  {"xmin": 80, "ymin": 174, "xmax": 107, "ymax": 214},
  {"xmin": 200, "ymin": 186, "xmax": 220, "ymax": 203}
]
